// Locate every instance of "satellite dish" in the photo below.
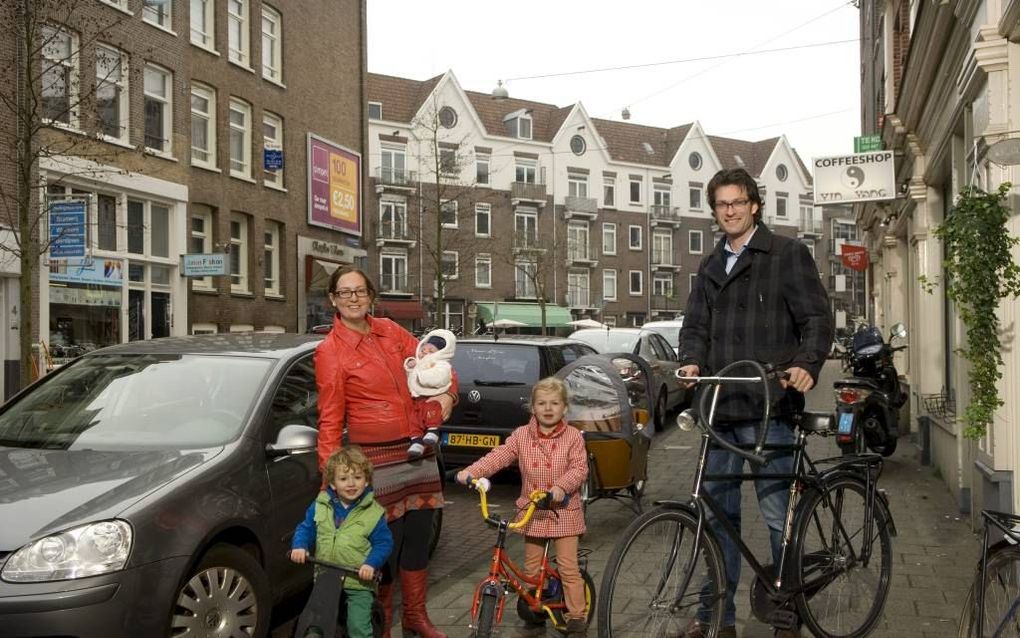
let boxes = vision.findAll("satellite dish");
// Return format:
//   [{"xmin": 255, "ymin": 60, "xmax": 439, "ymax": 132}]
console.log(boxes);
[{"xmin": 986, "ymin": 138, "xmax": 1020, "ymax": 166}]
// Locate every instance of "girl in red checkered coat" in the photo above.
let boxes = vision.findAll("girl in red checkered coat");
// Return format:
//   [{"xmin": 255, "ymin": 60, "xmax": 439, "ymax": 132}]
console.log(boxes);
[{"xmin": 456, "ymin": 377, "xmax": 589, "ymax": 636}]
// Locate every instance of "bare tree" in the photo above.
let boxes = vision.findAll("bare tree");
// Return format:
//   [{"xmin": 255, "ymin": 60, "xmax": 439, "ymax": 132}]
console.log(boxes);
[
  {"xmin": 0, "ymin": 0, "xmax": 142, "ymax": 386},
  {"xmin": 409, "ymin": 97, "xmax": 493, "ymax": 329}
]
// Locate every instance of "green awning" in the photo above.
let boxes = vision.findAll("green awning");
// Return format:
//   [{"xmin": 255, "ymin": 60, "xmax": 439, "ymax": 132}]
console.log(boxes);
[{"xmin": 474, "ymin": 302, "xmax": 573, "ymax": 328}]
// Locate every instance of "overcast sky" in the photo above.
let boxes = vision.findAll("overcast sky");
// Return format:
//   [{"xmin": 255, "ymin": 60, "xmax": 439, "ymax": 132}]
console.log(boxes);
[{"xmin": 367, "ymin": 0, "xmax": 862, "ymax": 168}]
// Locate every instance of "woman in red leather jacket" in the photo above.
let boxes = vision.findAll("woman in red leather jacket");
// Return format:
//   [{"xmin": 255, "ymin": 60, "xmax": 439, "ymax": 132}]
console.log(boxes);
[{"xmin": 315, "ymin": 266, "xmax": 455, "ymax": 638}]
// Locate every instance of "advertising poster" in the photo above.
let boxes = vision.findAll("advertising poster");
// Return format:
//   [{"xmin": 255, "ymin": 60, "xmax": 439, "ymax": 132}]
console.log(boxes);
[
  {"xmin": 307, "ymin": 133, "xmax": 361, "ymax": 236},
  {"xmin": 49, "ymin": 257, "xmax": 123, "ymax": 286}
]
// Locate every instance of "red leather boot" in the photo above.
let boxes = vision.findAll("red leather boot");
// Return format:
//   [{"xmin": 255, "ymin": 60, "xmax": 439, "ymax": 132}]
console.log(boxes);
[
  {"xmin": 376, "ymin": 581, "xmax": 394, "ymax": 638},
  {"xmin": 399, "ymin": 569, "xmax": 447, "ymax": 638}
]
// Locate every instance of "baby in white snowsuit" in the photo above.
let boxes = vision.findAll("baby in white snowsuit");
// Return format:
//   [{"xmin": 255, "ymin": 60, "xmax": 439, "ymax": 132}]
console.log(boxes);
[{"xmin": 404, "ymin": 329, "xmax": 456, "ymax": 458}]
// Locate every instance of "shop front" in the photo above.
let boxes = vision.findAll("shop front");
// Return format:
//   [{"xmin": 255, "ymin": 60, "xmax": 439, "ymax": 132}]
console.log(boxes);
[{"xmin": 297, "ymin": 235, "xmax": 366, "ymax": 332}]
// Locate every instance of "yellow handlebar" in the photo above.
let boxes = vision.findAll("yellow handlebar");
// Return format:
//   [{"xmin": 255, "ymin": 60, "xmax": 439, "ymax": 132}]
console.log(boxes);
[{"xmin": 471, "ymin": 479, "xmax": 546, "ymax": 529}]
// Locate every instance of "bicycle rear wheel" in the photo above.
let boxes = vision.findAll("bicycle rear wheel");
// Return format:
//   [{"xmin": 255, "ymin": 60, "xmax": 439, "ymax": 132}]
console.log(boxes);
[
  {"xmin": 791, "ymin": 476, "xmax": 892, "ymax": 638},
  {"xmin": 958, "ymin": 543, "xmax": 1020, "ymax": 637},
  {"xmin": 597, "ymin": 506, "xmax": 724, "ymax": 637}
]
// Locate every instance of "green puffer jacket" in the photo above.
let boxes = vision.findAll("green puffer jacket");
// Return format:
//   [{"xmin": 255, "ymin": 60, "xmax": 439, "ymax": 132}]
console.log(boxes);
[{"xmin": 313, "ymin": 490, "xmax": 385, "ymax": 591}]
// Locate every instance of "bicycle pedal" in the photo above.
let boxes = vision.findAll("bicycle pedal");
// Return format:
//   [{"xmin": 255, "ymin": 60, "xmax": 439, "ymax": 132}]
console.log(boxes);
[{"xmin": 766, "ymin": 609, "xmax": 798, "ymax": 630}]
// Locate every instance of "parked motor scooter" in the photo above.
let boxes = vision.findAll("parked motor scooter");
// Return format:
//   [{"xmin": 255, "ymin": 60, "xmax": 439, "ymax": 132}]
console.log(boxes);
[{"xmin": 833, "ymin": 322, "xmax": 908, "ymax": 456}]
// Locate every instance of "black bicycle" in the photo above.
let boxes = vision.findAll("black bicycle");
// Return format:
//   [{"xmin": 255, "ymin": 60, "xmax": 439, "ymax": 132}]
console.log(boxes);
[
  {"xmin": 597, "ymin": 360, "xmax": 896, "ymax": 638},
  {"xmin": 958, "ymin": 509, "xmax": 1020, "ymax": 637}
]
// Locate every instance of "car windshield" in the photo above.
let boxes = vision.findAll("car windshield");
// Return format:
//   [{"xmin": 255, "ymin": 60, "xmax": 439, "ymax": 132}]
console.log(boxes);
[
  {"xmin": 644, "ymin": 325, "xmax": 680, "ymax": 351},
  {"xmin": 574, "ymin": 331, "xmax": 638, "ymax": 354},
  {"xmin": 452, "ymin": 344, "xmax": 540, "ymax": 384},
  {"xmin": 0, "ymin": 354, "xmax": 273, "ymax": 450}
]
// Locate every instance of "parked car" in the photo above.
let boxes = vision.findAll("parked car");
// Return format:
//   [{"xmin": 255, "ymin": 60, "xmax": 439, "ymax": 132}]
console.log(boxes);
[
  {"xmin": 641, "ymin": 318, "xmax": 684, "ymax": 356},
  {"xmin": 440, "ymin": 336, "xmax": 597, "ymax": 466},
  {"xmin": 0, "ymin": 333, "xmax": 440, "ymax": 637},
  {"xmin": 568, "ymin": 328, "xmax": 686, "ymax": 431}
]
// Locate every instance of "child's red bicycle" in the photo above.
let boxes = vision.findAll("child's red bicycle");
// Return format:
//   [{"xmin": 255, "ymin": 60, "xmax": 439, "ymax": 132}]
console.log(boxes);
[{"xmin": 465, "ymin": 479, "xmax": 596, "ymax": 637}]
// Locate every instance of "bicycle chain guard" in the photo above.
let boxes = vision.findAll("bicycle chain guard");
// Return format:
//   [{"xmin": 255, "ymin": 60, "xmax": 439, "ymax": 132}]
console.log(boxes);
[{"xmin": 749, "ymin": 564, "xmax": 799, "ymax": 630}]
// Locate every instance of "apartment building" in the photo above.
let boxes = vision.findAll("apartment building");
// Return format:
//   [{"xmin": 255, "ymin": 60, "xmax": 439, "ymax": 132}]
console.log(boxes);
[
  {"xmin": 0, "ymin": 0, "xmax": 366, "ymax": 392},
  {"xmin": 364, "ymin": 70, "xmax": 823, "ymax": 333},
  {"xmin": 857, "ymin": 0, "xmax": 1020, "ymax": 517}
]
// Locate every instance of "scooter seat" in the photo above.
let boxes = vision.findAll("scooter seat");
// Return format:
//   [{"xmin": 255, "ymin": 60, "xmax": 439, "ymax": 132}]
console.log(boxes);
[{"xmin": 833, "ymin": 377, "xmax": 882, "ymax": 391}]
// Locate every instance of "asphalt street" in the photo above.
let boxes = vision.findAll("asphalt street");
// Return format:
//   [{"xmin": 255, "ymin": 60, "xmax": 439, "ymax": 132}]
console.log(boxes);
[{"xmin": 275, "ymin": 359, "xmax": 983, "ymax": 637}]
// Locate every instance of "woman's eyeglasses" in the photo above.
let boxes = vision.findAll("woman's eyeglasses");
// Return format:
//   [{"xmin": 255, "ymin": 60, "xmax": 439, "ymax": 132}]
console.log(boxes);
[{"xmin": 331, "ymin": 288, "xmax": 371, "ymax": 299}]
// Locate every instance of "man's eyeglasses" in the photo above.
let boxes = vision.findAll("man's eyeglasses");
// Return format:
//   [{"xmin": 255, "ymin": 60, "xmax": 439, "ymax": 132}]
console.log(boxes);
[
  {"xmin": 713, "ymin": 198, "xmax": 751, "ymax": 213},
  {"xmin": 331, "ymin": 288, "xmax": 371, "ymax": 299}
]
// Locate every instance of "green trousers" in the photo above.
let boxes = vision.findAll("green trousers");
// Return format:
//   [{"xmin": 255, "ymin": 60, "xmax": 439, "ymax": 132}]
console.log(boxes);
[{"xmin": 345, "ymin": 589, "xmax": 375, "ymax": 638}]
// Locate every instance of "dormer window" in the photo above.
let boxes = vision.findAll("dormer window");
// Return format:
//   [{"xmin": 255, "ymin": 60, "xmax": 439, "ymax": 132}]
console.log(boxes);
[{"xmin": 503, "ymin": 109, "xmax": 533, "ymax": 140}]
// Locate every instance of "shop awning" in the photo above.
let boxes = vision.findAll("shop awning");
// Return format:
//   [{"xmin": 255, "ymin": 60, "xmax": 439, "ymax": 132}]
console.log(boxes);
[
  {"xmin": 374, "ymin": 299, "xmax": 424, "ymax": 320},
  {"xmin": 474, "ymin": 302, "xmax": 573, "ymax": 328}
]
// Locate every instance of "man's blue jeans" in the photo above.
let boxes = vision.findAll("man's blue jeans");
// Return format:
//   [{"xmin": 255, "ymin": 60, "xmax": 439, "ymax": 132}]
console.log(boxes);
[{"xmin": 697, "ymin": 419, "xmax": 795, "ymax": 627}]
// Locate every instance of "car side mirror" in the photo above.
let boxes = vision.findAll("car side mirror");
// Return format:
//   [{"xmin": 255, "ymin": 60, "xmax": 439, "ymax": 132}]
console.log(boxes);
[{"xmin": 266, "ymin": 424, "xmax": 318, "ymax": 458}]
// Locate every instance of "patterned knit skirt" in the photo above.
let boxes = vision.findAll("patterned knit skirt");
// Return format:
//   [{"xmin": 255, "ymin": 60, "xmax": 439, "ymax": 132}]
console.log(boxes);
[{"xmin": 362, "ymin": 440, "xmax": 444, "ymax": 522}]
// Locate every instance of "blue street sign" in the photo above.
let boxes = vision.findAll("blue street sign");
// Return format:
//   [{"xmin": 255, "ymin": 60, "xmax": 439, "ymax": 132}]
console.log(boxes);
[
  {"xmin": 49, "ymin": 200, "xmax": 87, "ymax": 259},
  {"xmin": 264, "ymin": 148, "xmax": 283, "ymax": 170}
]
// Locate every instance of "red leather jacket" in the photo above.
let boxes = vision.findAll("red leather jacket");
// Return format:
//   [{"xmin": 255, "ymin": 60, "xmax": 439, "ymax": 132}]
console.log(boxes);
[{"xmin": 314, "ymin": 314, "xmax": 457, "ymax": 470}]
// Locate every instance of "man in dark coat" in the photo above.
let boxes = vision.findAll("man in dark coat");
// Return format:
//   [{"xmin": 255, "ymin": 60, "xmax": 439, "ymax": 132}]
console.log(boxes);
[{"xmin": 679, "ymin": 167, "xmax": 832, "ymax": 638}]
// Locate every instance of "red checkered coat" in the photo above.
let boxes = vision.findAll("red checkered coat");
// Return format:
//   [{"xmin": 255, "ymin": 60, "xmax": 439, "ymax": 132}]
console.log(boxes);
[{"xmin": 463, "ymin": 419, "xmax": 587, "ymax": 538}]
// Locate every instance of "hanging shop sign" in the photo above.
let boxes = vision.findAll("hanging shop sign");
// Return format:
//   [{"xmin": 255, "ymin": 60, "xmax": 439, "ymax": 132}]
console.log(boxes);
[
  {"xmin": 841, "ymin": 244, "xmax": 869, "ymax": 272},
  {"xmin": 813, "ymin": 151, "xmax": 895, "ymax": 205},
  {"xmin": 48, "ymin": 200, "xmax": 88, "ymax": 259}
]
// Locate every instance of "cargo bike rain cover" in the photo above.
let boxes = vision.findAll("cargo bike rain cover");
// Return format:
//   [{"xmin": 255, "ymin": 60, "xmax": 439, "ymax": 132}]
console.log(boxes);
[{"xmin": 554, "ymin": 353, "xmax": 654, "ymax": 492}]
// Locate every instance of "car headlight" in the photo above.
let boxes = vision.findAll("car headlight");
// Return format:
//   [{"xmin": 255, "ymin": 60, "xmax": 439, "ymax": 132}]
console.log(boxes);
[{"xmin": 1, "ymin": 519, "xmax": 132, "ymax": 582}]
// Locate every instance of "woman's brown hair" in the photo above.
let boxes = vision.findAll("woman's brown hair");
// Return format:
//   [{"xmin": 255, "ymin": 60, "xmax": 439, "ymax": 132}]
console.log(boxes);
[{"xmin": 326, "ymin": 265, "xmax": 377, "ymax": 300}]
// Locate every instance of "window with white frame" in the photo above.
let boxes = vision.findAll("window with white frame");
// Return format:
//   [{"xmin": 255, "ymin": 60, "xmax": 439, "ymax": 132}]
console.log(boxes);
[
  {"xmin": 689, "ymin": 185, "xmax": 702, "ymax": 210},
  {"xmin": 192, "ymin": 323, "xmax": 217, "ymax": 335},
  {"xmin": 652, "ymin": 230, "xmax": 672, "ymax": 265},
  {"xmin": 190, "ymin": 205, "xmax": 213, "ymax": 290},
  {"xmin": 476, "ymin": 155, "xmax": 489, "ymax": 185},
  {"xmin": 603, "ymin": 269, "xmax": 617, "ymax": 301},
  {"xmin": 689, "ymin": 229, "xmax": 704, "ymax": 254},
  {"xmin": 380, "ymin": 145, "xmax": 406, "ymax": 184},
  {"xmin": 629, "ymin": 177, "xmax": 642, "ymax": 204},
  {"xmin": 440, "ymin": 200, "xmax": 458, "ymax": 228},
  {"xmin": 515, "ymin": 259, "xmax": 537, "ymax": 298},
  {"xmin": 653, "ymin": 273, "xmax": 673, "ymax": 297},
  {"xmin": 602, "ymin": 223, "xmax": 616, "ymax": 255},
  {"xmin": 604, "ymin": 315, "xmax": 617, "ymax": 327},
  {"xmin": 230, "ymin": 213, "xmax": 249, "ymax": 292},
  {"xmin": 190, "ymin": 83, "xmax": 216, "ymax": 167},
  {"xmin": 475, "ymin": 254, "xmax": 491, "ymax": 288},
  {"xmin": 95, "ymin": 45, "xmax": 128, "ymax": 141},
  {"xmin": 653, "ymin": 185, "xmax": 671, "ymax": 208},
  {"xmin": 439, "ymin": 148, "xmax": 457, "ymax": 175},
  {"xmin": 505, "ymin": 113, "xmax": 532, "ymax": 139},
  {"xmin": 190, "ymin": 0, "xmax": 215, "ymax": 49},
  {"xmin": 568, "ymin": 173, "xmax": 588, "ymax": 198},
  {"xmin": 264, "ymin": 221, "xmax": 281, "ymax": 296},
  {"xmin": 776, "ymin": 194, "xmax": 788, "ymax": 217},
  {"xmin": 368, "ymin": 102, "xmax": 382, "ymax": 120},
  {"xmin": 227, "ymin": 0, "xmax": 250, "ymax": 66},
  {"xmin": 125, "ymin": 200, "xmax": 169, "ymax": 258},
  {"xmin": 567, "ymin": 270, "xmax": 590, "ymax": 308},
  {"xmin": 96, "ymin": 194, "xmax": 117, "ymax": 251},
  {"xmin": 144, "ymin": 64, "xmax": 172, "ymax": 153},
  {"xmin": 441, "ymin": 251, "xmax": 459, "ymax": 280},
  {"xmin": 261, "ymin": 5, "xmax": 282, "ymax": 82},
  {"xmin": 629, "ymin": 270, "xmax": 643, "ymax": 295},
  {"xmin": 629, "ymin": 225, "xmax": 642, "ymax": 250},
  {"xmin": 41, "ymin": 26, "xmax": 77, "ymax": 126},
  {"xmin": 514, "ymin": 159, "xmax": 537, "ymax": 184},
  {"xmin": 263, "ymin": 111, "xmax": 284, "ymax": 187},
  {"xmin": 380, "ymin": 251, "xmax": 408, "ymax": 292},
  {"xmin": 143, "ymin": 0, "xmax": 172, "ymax": 29},
  {"xmin": 100, "ymin": 0, "xmax": 128, "ymax": 9},
  {"xmin": 603, "ymin": 177, "xmax": 616, "ymax": 207},
  {"xmin": 515, "ymin": 210, "xmax": 538, "ymax": 248},
  {"xmin": 567, "ymin": 221, "xmax": 590, "ymax": 261},
  {"xmin": 475, "ymin": 203, "xmax": 490, "ymax": 236},
  {"xmin": 379, "ymin": 200, "xmax": 406, "ymax": 239},
  {"xmin": 229, "ymin": 98, "xmax": 252, "ymax": 178},
  {"xmin": 689, "ymin": 273, "xmax": 698, "ymax": 292}
]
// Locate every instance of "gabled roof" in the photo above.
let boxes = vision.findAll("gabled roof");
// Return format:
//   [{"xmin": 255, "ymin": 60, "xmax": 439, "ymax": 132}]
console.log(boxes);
[
  {"xmin": 463, "ymin": 91, "xmax": 570, "ymax": 142},
  {"xmin": 589, "ymin": 119, "xmax": 692, "ymax": 167},
  {"xmin": 706, "ymin": 136, "xmax": 780, "ymax": 177},
  {"xmin": 367, "ymin": 73, "xmax": 443, "ymax": 124}
]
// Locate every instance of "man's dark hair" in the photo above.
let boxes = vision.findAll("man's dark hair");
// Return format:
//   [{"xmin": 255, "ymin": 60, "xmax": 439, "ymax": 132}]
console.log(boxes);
[{"xmin": 706, "ymin": 167, "xmax": 764, "ymax": 221}]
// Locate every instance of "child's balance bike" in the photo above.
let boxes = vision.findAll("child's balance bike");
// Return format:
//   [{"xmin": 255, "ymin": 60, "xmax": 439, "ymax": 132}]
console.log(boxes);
[
  {"xmin": 465, "ymin": 479, "xmax": 596, "ymax": 638},
  {"xmin": 292, "ymin": 555, "xmax": 384, "ymax": 638}
]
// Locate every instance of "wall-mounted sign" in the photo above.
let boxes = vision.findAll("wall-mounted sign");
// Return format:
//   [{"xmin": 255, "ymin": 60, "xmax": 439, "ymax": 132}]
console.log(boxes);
[
  {"xmin": 854, "ymin": 135, "xmax": 882, "ymax": 153},
  {"xmin": 841, "ymin": 244, "xmax": 869, "ymax": 272},
  {"xmin": 264, "ymin": 146, "xmax": 283, "ymax": 171},
  {"xmin": 48, "ymin": 200, "xmax": 87, "ymax": 259},
  {"xmin": 813, "ymin": 151, "xmax": 895, "ymax": 205},
  {"xmin": 181, "ymin": 253, "xmax": 227, "ymax": 277},
  {"xmin": 49, "ymin": 258, "xmax": 123, "ymax": 286},
  {"xmin": 49, "ymin": 286, "xmax": 121, "ymax": 307},
  {"xmin": 307, "ymin": 133, "xmax": 361, "ymax": 236}
]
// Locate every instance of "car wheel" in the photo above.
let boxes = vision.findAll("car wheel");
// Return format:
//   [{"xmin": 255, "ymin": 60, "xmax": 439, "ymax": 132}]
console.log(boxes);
[
  {"xmin": 170, "ymin": 544, "xmax": 271, "ymax": 638},
  {"xmin": 653, "ymin": 387, "xmax": 668, "ymax": 432}
]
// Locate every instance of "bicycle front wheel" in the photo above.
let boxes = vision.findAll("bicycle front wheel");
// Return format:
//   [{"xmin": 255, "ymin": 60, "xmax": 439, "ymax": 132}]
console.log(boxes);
[
  {"xmin": 792, "ymin": 476, "xmax": 892, "ymax": 638},
  {"xmin": 958, "ymin": 543, "xmax": 1020, "ymax": 637},
  {"xmin": 597, "ymin": 506, "xmax": 724, "ymax": 637}
]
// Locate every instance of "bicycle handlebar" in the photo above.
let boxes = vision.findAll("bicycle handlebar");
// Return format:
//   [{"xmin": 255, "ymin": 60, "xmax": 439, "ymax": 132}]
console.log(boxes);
[
  {"xmin": 676, "ymin": 360, "xmax": 783, "ymax": 466},
  {"xmin": 468, "ymin": 478, "xmax": 547, "ymax": 529}
]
